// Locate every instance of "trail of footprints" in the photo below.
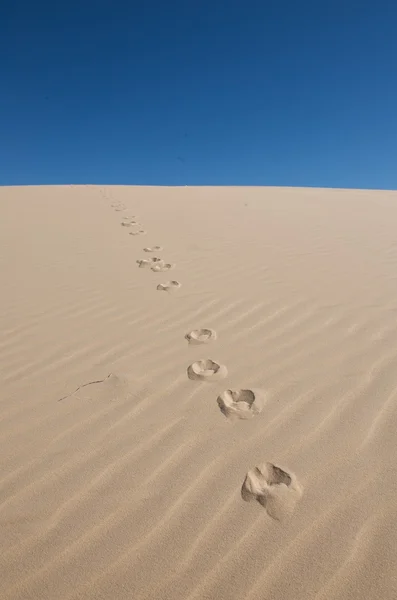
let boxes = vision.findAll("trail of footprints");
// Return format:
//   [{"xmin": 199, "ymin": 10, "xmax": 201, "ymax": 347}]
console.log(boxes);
[
  {"xmin": 184, "ymin": 329, "xmax": 303, "ymax": 520},
  {"xmin": 106, "ymin": 193, "xmax": 302, "ymax": 521},
  {"xmin": 109, "ymin": 198, "xmax": 181, "ymax": 290}
]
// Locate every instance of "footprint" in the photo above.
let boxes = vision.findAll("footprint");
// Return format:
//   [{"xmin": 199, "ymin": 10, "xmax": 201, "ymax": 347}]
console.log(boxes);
[
  {"xmin": 241, "ymin": 462, "xmax": 303, "ymax": 521},
  {"xmin": 144, "ymin": 246, "xmax": 163, "ymax": 252},
  {"xmin": 137, "ymin": 257, "xmax": 163, "ymax": 268},
  {"xmin": 217, "ymin": 388, "xmax": 264, "ymax": 420},
  {"xmin": 157, "ymin": 280, "xmax": 181, "ymax": 292},
  {"xmin": 185, "ymin": 328, "xmax": 217, "ymax": 345},
  {"xmin": 129, "ymin": 230, "xmax": 147, "ymax": 236},
  {"xmin": 121, "ymin": 221, "xmax": 138, "ymax": 227},
  {"xmin": 151, "ymin": 263, "xmax": 174, "ymax": 272},
  {"xmin": 187, "ymin": 359, "xmax": 227, "ymax": 381}
]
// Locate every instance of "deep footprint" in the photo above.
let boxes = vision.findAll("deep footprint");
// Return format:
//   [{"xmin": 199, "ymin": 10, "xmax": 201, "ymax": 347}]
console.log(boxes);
[
  {"xmin": 217, "ymin": 388, "xmax": 264, "ymax": 420},
  {"xmin": 187, "ymin": 359, "xmax": 227, "ymax": 381},
  {"xmin": 185, "ymin": 328, "xmax": 217, "ymax": 345},
  {"xmin": 241, "ymin": 462, "xmax": 303, "ymax": 520}
]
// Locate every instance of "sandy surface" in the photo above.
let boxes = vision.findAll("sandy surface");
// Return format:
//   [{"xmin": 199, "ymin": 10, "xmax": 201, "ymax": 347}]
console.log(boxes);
[{"xmin": 1, "ymin": 184, "xmax": 397, "ymax": 600}]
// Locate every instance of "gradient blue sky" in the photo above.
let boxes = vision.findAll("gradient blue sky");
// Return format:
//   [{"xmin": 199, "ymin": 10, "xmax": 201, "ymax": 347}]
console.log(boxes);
[{"xmin": 1, "ymin": 1, "xmax": 396, "ymax": 188}]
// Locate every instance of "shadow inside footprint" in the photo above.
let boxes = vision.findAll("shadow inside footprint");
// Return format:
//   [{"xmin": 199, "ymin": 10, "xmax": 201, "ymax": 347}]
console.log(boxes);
[
  {"xmin": 241, "ymin": 462, "xmax": 303, "ymax": 520},
  {"xmin": 217, "ymin": 388, "xmax": 264, "ymax": 420},
  {"xmin": 185, "ymin": 328, "xmax": 217, "ymax": 345},
  {"xmin": 187, "ymin": 359, "xmax": 227, "ymax": 381},
  {"xmin": 129, "ymin": 230, "xmax": 147, "ymax": 236}
]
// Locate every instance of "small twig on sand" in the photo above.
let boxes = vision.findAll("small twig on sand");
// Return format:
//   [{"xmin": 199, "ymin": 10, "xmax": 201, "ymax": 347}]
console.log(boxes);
[{"xmin": 58, "ymin": 374, "xmax": 111, "ymax": 402}]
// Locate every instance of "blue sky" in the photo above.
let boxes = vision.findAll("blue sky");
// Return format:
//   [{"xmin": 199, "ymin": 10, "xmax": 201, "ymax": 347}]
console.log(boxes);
[{"xmin": 1, "ymin": 1, "xmax": 396, "ymax": 188}]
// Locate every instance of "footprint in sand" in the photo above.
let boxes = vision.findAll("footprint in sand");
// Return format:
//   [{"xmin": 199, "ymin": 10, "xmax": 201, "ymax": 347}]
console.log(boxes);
[
  {"xmin": 144, "ymin": 246, "xmax": 163, "ymax": 252},
  {"xmin": 121, "ymin": 220, "xmax": 138, "ymax": 227},
  {"xmin": 112, "ymin": 204, "xmax": 126, "ymax": 211},
  {"xmin": 217, "ymin": 388, "xmax": 264, "ymax": 420},
  {"xmin": 187, "ymin": 359, "xmax": 227, "ymax": 382},
  {"xmin": 185, "ymin": 328, "xmax": 217, "ymax": 345},
  {"xmin": 241, "ymin": 462, "xmax": 303, "ymax": 521},
  {"xmin": 157, "ymin": 280, "xmax": 181, "ymax": 292},
  {"xmin": 137, "ymin": 257, "xmax": 163, "ymax": 268},
  {"xmin": 129, "ymin": 230, "xmax": 147, "ymax": 236},
  {"xmin": 151, "ymin": 262, "xmax": 174, "ymax": 272}
]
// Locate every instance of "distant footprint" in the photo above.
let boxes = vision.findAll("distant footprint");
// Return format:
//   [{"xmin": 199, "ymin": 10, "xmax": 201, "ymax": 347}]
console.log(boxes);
[
  {"xmin": 156, "ymin": 280, "xmax": 181, "ymax": 292},
  {"xmin": 121, "ymin": 220, "xmax": 138, "ymax": 227},
  {"xmin": 144, "ymin": 246, "xmax": 163, "ymax": 252},
  {"xmin": 217, "ymin": 388, "xmax": 264, "ymax": 420},
  {"xmin": 241, "ymin": 462, "xmax": 303, "ymax": 520},
  {"xmin": 151, "ymin": 262, "xmax": 174, "ymax": 272},
  {"xmin": 185, "ymin": 328, "xmax": 217, "ymax": 345},
  {"xmin": 187, "ymin": 359, "xmax": 227, "ymax": 381},
  {"xmin": 129, "ymin": 230, "xmax": 147, "ymax": 236},
  {"xmin": 137, "ymin": 257, "xmax": 163, "ymax": 268}
]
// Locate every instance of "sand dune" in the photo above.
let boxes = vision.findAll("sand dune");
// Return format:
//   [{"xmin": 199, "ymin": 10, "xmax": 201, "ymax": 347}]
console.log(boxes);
[{"xmin": 1, "ymin": 184, "xmax": 397, "ymax": 600}]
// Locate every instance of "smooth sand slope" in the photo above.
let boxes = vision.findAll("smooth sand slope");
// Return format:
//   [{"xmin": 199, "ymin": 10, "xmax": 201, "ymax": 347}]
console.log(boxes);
[{"xmin": 1, "ymin": 185, "xmax": 397, "ymax": 600}]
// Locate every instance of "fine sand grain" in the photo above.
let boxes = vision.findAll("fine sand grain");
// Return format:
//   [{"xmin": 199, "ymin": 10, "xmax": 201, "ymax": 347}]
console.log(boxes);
[{"xmin": 1, "ymin": 184, "xmax": 397, "ymax": 600}]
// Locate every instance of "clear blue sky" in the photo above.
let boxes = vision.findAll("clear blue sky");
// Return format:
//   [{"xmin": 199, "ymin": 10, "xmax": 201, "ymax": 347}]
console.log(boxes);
[{"xmin": 1, "ymin": 1, "xmax": 396, "ymax": 188}]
